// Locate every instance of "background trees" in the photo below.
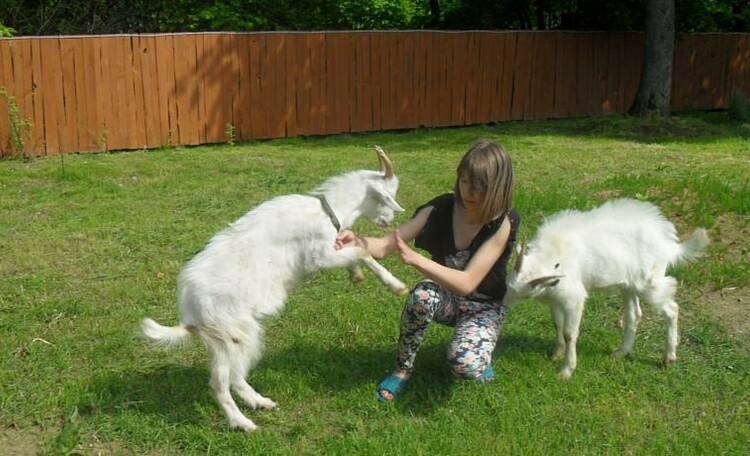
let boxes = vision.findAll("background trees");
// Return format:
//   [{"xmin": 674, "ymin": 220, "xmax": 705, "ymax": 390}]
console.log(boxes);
[{"xmin": 0, "ymin": 0, "xmax": 748, "ymax": 36}]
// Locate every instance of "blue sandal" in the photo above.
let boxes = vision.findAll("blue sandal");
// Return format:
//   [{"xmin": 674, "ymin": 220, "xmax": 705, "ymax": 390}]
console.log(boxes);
[
  {"xmin": 376, "ymin": 374, "xmax": 408, "ymax": 402},
  {"xmin": 478, "ymin": 364, "xmax": 495, "ymax": 383}
]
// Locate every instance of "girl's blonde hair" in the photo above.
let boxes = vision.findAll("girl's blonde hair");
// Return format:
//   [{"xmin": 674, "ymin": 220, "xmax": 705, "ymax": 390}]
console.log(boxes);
[{"xmin": 454, "ymin": 139, "xmax": 515, "ymax": 224}]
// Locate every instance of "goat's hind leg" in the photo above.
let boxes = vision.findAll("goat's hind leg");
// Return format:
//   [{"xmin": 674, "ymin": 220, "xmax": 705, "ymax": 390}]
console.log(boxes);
[
  {"xmin": 230, "ymin": 338, "xmax": 277, "ymax": 411},
  {"xmin": 207, "ymin": 342, "xmax": 258, "ymax": 431},
  {"xmin": 612, "ymin": 290, "xmax": 641, "ymax": 359},
  {"xmin": 643, "ymin": 276, "xmax": 680, "ymax": 364}
]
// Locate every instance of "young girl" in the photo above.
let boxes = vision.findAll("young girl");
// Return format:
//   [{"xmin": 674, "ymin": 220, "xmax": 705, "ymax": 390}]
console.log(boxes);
[{"xmin": 336, "ymin": 139, "xmax": 519, "ymax": 401}]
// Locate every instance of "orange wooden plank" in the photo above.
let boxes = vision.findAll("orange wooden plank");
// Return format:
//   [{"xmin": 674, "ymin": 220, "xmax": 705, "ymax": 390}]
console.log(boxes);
[
  {"xmin": 72, "ymin": 37, "xmax": 97, "ymax": 152},
  {"xmin": 293, "ymin": 32, "xmax": 312, "ymax": 136},
  {"xmin": 553, "ymin": 33, "xmax": 576, "ymax": 118},
  {"xmin": 575, "ymin": 33, "xmax": 596, "ymax": 116},
  {"xmin": 136, "ymin": 35, "xmax": 164, "ymax": 148},
  {"xmin": 333, "ymin": 32, "xmax": 355, "ymax": 133},
  {"xmin": 101, "ymin": 36, "xmax": 126, "ymax": 150},
  {"xmin": 450, "ymin": 32, "xmax": 469, "ymax": 125},
  {"xmin": 497, "ymin": 32, "xmax": 517, "ymax": 122},
  {"xmin": 379, "ymin": 32, "xmax": 398, "ymax": 131},
  {"xmin": 282, "ymin": 33, "xmax": 299, "ymax": 138},
  {"xmin": 265, "ymin": 33, "xmax": 287, "ymax": 138},
  {"xmin": 153, "ymin": 35, "xmax": 176, "ymax": 146},
  {"xmin": 174, "ymin": 34, "xmax": 202, "ymax": 145},
  {"xmin": 39, "ymin": 37, "xmax": 65, "ymax": 155},
  {"xmin": 465, "ymin": 32, "xmax": 486, "ymax": 125},
  {"xmin": 246, "ymin": 33, "xmax": 267, "ymax": 139},
  {"xmin": 224, "ymin": 33, "xmax": 239, "ymax": 141},
  {"xmin": 511, "ymin": 32, "xmax": 533, "ymax": 120},
  {"xmin": 126, "ymin": 36, "xmax": 147, "ymax": 150},
  {"xmin": 621, "ymin": 32, "xmax": 644, "ymax": 113},
  {"xmin": 604, "ymin": 32, "xmax": 623, "ymax": 114},
  {"xmin": 60, "ymin": 38, "xmax": 82, "ymax": 152},
  {"xmin": 530, "ymin": 32, "xmax": 556, "ymax": 120},
  {"xmin": 350, "ymin": 32, "xmax": 373, "ymax": 132},
  {"xmin": 0, "ymin": 40, "xmax": 13, "ymax": 155},
  {"xmin": 726, "ymin": 34, "xmax": 750, "ymax": 99},
  {"xmin": 481, "ymin": 32, "xmax": 503, "ymax": 123},
  {"xmin": 411, "ymin": 32, "xmax": 427, "ymax": 128},
  {"xmin": 235, "ymin": 34, "xmax": 253, "ymax": 140}
]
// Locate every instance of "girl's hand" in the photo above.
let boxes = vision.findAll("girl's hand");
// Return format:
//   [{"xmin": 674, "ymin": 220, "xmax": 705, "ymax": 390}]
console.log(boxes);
[
  {"xmin": 392, "ymin": 230, "xmax": 422, "ymax": 266},
  {"xmin": 335, "ymin": 230, "xmax": 358, "ymax": 250}
]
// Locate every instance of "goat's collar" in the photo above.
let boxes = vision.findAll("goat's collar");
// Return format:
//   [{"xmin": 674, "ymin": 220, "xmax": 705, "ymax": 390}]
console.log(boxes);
[{"xmin": 312, "ymin": 194, "xmax": 341, "ymax": 232}]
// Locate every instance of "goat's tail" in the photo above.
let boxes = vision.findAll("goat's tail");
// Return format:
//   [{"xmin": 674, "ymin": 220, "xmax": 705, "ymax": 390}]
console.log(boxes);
[
  {"xmin": 141, "ymin": 317, "xmax": 193, "ymax": 348},
  {"xmin": 677, "ymin": 228, "xmax": 710, "ymax": 263}
]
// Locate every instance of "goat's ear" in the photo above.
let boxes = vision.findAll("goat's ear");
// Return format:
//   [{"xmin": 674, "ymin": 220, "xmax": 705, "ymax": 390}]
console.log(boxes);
[{"xmin": 369, "ymin": 182, "xmax": 405, "ymax": 212}]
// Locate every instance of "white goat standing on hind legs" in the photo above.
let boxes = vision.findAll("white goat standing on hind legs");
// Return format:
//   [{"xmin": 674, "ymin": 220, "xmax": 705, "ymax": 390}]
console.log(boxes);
[
  {"xmin": 503, "ymin": 198, "xmax": 710, "ymax": 379},
  {"xmin": 140, "ymin": 146, "xmax": 408, "ymax": 431}
]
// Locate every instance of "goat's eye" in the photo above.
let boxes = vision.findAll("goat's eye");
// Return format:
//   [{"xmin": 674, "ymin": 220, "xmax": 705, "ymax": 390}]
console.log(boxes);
[
  {"xmin": 554, "ymin": 263, "xmax": 560, "ymax": 269},
  {"xmin": 550, "ymin": 279, "xmax": 560, "ymax": 287}
]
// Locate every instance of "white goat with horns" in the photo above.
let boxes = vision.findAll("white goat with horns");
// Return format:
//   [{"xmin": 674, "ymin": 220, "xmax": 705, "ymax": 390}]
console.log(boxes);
[
  {"xmin": 141, "ymin": 146, "xmax": 407, "ymax": 431},
  {"xmin": 503, "ymin": 198, "xmax": 710, "ymax": 379}
]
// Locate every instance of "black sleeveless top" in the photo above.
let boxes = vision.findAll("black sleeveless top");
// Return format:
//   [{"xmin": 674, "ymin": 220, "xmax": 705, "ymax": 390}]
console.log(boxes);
[{"xmin": 413, "ymin": 193, "xmax": 520, "ymax": 301}]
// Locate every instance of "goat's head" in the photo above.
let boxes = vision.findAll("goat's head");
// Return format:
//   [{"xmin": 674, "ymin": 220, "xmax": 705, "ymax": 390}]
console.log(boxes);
[
  {"xmin": 361, "ymin": 146, "xmax": 405, "ymax": 227},
  {"xmin": 503, "ymin": 239, "xmax": 564, "ymax": 306}
]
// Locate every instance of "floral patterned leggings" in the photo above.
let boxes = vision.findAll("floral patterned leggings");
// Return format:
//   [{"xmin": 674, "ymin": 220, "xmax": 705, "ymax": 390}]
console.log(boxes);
[{"xmin": 395, "ymin": 280, "xmax": 507, "ymax": 379}]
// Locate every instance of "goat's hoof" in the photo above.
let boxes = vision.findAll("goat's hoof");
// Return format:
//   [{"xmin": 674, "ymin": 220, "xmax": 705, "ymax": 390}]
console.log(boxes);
[
  {"xmin": 611, "ymin": 348, "xmax": 631, "ymax": 359},
  {"xmin": 230, "ymin": 418, "xmax": 258, "ymax": 432},
  {"xmin": 392, "ymin": 286, "xmax": 409, "ymax": 296},
  {"xmin": 255, "ymin": 397, "xmax": 278, "ymax": 410},
  {"xmin": 557, "ymin": 368, "xmax": 574, "ymax": 380},
  {"xmin": 349, "ymin": 274, "xmax": 365, "ymax": 284},
  {"xmin": 663, "ymin": 354, "xmax": 677, "ymax": 365}
]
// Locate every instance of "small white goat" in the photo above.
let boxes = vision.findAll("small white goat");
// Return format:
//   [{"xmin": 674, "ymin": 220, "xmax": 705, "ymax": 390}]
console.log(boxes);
[
  {"xmin": 141, "ymin": 146, "xmax": 407, "ymax": 431},
  {"xmin": 503, "ymin": 198, "xmax": 710, "ymax": 379}
]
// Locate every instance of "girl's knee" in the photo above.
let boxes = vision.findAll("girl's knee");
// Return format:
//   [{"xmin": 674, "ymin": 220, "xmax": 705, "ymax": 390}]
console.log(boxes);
[
  {"xmin": 448, "ymin": 355, "xmax": 489, "ymax": 380},
  {"xmin": 405, "ymin": 281, "xmax": 441, "ymax": 315}
]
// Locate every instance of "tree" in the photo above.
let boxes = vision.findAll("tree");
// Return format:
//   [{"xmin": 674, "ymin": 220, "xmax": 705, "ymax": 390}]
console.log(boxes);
[{"xmin": 629, "ymin": 0, "xmax": 675, "ymax": 116}]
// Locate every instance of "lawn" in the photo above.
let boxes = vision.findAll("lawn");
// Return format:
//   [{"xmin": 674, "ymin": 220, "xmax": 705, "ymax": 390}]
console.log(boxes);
[{"xmin": 1, "ymin": 113, "xmax": 748, "ymax": 455}]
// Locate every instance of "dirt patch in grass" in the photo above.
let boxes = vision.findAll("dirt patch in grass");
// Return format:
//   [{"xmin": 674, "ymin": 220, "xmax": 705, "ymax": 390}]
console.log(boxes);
[
  {"xmin": 1, "ymin": 426, "xmax": 43, "ymax": 456},
  {"xmin": 695, "ymin": 213, "xmax": 750, "ymax": 348},
  {"xmin": 702, "ymin": 286, "xmax": 750, "ymax": 346}
]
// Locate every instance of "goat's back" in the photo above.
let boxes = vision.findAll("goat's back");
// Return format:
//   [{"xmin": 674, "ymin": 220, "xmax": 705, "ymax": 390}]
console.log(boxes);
[
  {"xmin": 530, "ymin": 199, "xmax": 684, "ymax": 287},
  {"xmin": 177, "ymin": 194, "xmax": 332, "ymax": 323}
]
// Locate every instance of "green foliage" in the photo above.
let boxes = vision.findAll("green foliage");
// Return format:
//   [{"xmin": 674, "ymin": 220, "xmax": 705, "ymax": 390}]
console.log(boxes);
[
  {"xmin": 0, "ymin": 114, "xmax": 748, "ymax": 454},
  {"xmin": 1, "ymin": 86, "xmax": 33, "ymax": 156},
  {"xmin": 0, "ymin": 22, "xmax": 15, "ymax": 37},
  {"xmin": 225, "ymin": 123, "xmax": 236, "ymax": 146},
  {"xmin": 0, "ymin": 0, "xmax": 747, "ymax": 35}
]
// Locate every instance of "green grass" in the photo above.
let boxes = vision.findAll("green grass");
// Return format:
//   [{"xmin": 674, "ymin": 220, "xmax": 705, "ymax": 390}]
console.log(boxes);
[{"xmin": 1, "ymin": 112, "xmax": 749, "ymax": 455}]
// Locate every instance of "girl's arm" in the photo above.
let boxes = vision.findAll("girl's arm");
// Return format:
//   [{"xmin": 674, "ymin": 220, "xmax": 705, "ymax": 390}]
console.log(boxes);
[
  {"xmin": 335, "ymin": 206, "xmax": 433, "ymax": 259},
  {"xmin": 393, "ymin": 216, "xmax": 512, "ymax": 296}
]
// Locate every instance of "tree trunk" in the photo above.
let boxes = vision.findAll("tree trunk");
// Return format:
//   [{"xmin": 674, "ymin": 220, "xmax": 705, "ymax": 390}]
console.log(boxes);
[{"xmin": 628, "ymin": 0, "xmax": 675, "ymax": 116}]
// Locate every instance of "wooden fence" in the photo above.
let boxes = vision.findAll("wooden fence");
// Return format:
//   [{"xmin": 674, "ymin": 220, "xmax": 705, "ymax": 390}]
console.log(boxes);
[{"xmin": 0, "ymin": 31, "xmax": 748, "ymax": 157}]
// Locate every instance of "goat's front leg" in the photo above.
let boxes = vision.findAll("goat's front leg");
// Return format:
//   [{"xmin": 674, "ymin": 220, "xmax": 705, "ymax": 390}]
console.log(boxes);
[
  {"xmin": 358, "ymin": 255, "xmax": 408, "ymax": 295},
  {"xmin": 558, "ymin": 299, "xmax": 585, "ymax": 380},
  {"xmin": 317, "ymin": 247, "xmax": 406, "ymax": 296},
  {"xmin": 550, "ymin": 303, "xmax": 566, "ymax": 361}
]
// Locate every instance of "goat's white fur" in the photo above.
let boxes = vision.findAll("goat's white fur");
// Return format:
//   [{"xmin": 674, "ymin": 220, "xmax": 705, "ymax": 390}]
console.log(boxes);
[
  {"xmin": 504, "ymin": 198, "xmax": 710, "ymax": 379},
  {"xmin": 141, "ymin": 147, "xmax": 407, "ymax": 431}
]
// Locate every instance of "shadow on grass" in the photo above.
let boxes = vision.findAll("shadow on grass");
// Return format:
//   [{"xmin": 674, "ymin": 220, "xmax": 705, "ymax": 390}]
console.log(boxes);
[{"xmin": 81, "ymin": 331, "xmax": 556, "ymax": 424}]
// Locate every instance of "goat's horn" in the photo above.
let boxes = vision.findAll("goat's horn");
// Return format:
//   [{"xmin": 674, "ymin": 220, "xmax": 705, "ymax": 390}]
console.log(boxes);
[
  {"xmin": 514, "ymin": 239, "xmax": 527, "ymax": 273},
  {"xmin": 528, "ymin": 275, "xmax": 564, "ymax": 288},
  {"xmin": 375, "ymin": 145, "xmax": 394, "ymax": 179}
]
